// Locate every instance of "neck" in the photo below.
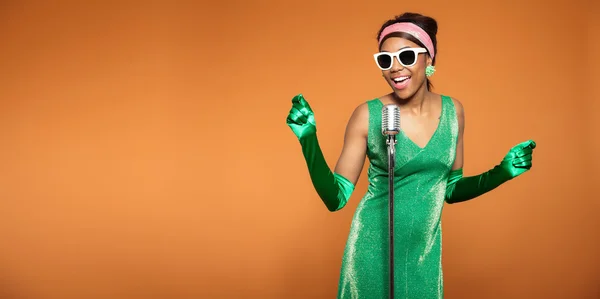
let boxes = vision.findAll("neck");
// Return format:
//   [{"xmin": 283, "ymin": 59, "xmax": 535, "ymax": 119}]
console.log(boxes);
[{"xmin": 392, "ymin": 83, "xmax": 429, "ymax": 115}]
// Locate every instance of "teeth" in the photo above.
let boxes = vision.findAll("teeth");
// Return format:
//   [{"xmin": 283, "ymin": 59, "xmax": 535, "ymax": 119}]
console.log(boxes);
[{"xmin": 393, "ymin": 76, "xmax": 409, "ymax": 82}]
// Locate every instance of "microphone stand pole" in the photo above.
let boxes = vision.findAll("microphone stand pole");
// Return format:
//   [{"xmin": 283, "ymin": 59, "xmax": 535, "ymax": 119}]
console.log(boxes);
[{"xmin": 386, "ymin": 134, "xmax": 396, "ymax": 299}]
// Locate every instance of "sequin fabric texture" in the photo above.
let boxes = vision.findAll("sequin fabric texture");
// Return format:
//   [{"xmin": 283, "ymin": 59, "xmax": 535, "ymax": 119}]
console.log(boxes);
[{"xmin": 336, "ymin": 95, "xmax": 458, "ymax": 299}]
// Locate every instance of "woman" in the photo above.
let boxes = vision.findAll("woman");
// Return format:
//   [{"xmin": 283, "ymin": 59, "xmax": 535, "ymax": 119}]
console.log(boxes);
[{"xmin": 285, "ymin": 12, "xmax": 536, "ymax": 299}]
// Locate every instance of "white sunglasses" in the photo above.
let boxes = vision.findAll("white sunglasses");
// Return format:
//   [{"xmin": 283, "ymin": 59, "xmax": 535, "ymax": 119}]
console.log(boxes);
[{"xmin": 373, "ymin": 47, "xmax": 428, "ymax": 70}]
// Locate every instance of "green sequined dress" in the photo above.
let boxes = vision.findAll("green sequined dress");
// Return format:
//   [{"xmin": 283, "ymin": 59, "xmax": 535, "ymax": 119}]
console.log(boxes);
[{"xmin": 337, "ymin": 95, "xmax": 458, "ymax": 299}]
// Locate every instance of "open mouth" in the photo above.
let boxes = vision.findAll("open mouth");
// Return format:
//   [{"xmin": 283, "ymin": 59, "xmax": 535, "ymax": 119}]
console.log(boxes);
[
  {"xmin": 391, "ymin": 76, "xmax": 411, "ymax": 89},
  {"xmin": 393, "ymin": 76, "xmax": 410, "ymax": 83}
]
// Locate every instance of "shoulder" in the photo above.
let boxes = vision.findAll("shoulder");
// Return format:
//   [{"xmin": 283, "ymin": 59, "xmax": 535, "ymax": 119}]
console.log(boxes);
[
  {"xmin": 445, "ymin": 96, "xmax": 465, "ymax": 133},
  {"xmin": 445, "ymin": 96, "xmax": 464, "ymax": 117},
  {"xmin": 442, "ymin": 95, "xmax": 464, "ymax": 120},
  {"xmin": 353, "ymin": 101, "xmax": 370, "ymax": 116},
  {"xmin": 345, "ymin": 101, "xmax": 372, "ymax": 137},
  {"xmin": 351, "ymin": 98, "xmax": 379, "ymax": 120}
]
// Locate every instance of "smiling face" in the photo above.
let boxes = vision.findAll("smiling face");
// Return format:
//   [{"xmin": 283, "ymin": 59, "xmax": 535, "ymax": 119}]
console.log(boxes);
[{"xmin": 378, "ymin": 36, "xmax": 432, "ymax": 100}]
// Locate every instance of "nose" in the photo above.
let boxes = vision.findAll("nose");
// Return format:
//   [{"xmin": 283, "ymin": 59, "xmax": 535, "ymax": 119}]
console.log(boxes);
[{"xmin": 390, "ymin": 57, "xmax": 404, "ymax": 72}]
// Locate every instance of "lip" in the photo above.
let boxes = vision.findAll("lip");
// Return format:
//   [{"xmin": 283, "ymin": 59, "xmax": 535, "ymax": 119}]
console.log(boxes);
[{"xmin": 391, "ymin": 75, "xmax": 410, "ymax": 80}]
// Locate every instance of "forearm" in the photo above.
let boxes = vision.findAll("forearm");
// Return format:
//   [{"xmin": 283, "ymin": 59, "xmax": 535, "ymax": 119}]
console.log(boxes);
[
  {"xmin": 444, "ymin": 165, "xmax": 513, "ymax": 204},
  {"xmin": 299, "ymin": 133, "xmax": 355, "ymax": 211}
]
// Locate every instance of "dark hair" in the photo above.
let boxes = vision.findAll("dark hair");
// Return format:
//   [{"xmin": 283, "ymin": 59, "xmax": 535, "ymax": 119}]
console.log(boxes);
[{"xmin": 376, "ymin": 13, "xmax": 438, "ymax": 90}]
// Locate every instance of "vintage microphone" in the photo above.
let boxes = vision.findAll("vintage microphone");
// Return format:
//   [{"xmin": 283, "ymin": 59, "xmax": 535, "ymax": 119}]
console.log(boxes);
[{"xmin": 381, "ymin": 104, "xmax": 400, "ymax": 299}]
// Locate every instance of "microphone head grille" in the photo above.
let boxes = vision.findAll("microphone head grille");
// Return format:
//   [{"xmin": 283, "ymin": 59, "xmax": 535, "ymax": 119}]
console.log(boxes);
[{"xmin": 381, "ymin": 104, "xmax": 400, "ymax": 136}]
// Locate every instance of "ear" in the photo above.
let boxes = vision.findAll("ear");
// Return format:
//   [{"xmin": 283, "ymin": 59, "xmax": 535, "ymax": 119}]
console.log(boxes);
[{"xmin": 426, "ymin": 55, "xmax": 433, "ymax": 67}]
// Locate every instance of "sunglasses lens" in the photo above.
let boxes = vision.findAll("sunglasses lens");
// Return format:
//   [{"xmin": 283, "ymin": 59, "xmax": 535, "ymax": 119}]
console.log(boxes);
[
  {"xmin": 376, "ymin": 54, "xmax": 392, "ymax": 69},
  {"xmin": 399, "ymin": 50, "xmax": 416, "ymax": 66}
]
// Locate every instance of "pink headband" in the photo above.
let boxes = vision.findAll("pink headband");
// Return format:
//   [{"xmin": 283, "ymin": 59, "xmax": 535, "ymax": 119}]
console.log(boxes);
[{"xmin": 378, "ymin": 22, "xmax": 435, "ymax": 60}]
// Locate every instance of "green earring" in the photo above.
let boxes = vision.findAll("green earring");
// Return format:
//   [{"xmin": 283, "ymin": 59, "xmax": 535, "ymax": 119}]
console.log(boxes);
[{"xmin": 425, "ymin": 65, "xmax": 436, "ymax": 77}]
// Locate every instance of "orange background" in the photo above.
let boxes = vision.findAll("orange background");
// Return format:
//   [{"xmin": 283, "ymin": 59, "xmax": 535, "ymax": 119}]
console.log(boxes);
[{"xmin": 1, "ymin": 1, "xmax": 598, "ymax": 298}]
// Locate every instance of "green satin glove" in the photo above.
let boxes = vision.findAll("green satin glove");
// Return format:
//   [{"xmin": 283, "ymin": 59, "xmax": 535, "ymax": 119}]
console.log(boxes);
[
  {"xmin": 445, "ymin": 140, "xmax": 536, "ymax": 204},
  {"xmin": 286, "ymin": 94, "xmax": 355, "ymax": 212}
]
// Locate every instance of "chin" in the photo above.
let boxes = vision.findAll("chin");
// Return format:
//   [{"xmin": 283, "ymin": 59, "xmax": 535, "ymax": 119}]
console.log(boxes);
[
  {"xmin": 391, "ymin": 81, "xmax": 424, "ymax": 99},
  {"xmin": 391, "ymin": 86, "xmax": 416, "ymax": 100}
]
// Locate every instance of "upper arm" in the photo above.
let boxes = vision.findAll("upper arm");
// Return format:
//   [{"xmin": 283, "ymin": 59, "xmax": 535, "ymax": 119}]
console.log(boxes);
[
  {"xmin": 451, "ymin": 98, "xmax": 465, "ymax": 170},
  {"xmin": 334, "ymin": 103, "xmax": 369, "ymax": 185}
]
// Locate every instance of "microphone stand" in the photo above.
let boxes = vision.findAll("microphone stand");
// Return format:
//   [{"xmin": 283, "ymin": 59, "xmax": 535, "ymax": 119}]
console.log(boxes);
[{"xmin": 386, "ymin": 134, "xmax": 396, "ymax": 299}]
